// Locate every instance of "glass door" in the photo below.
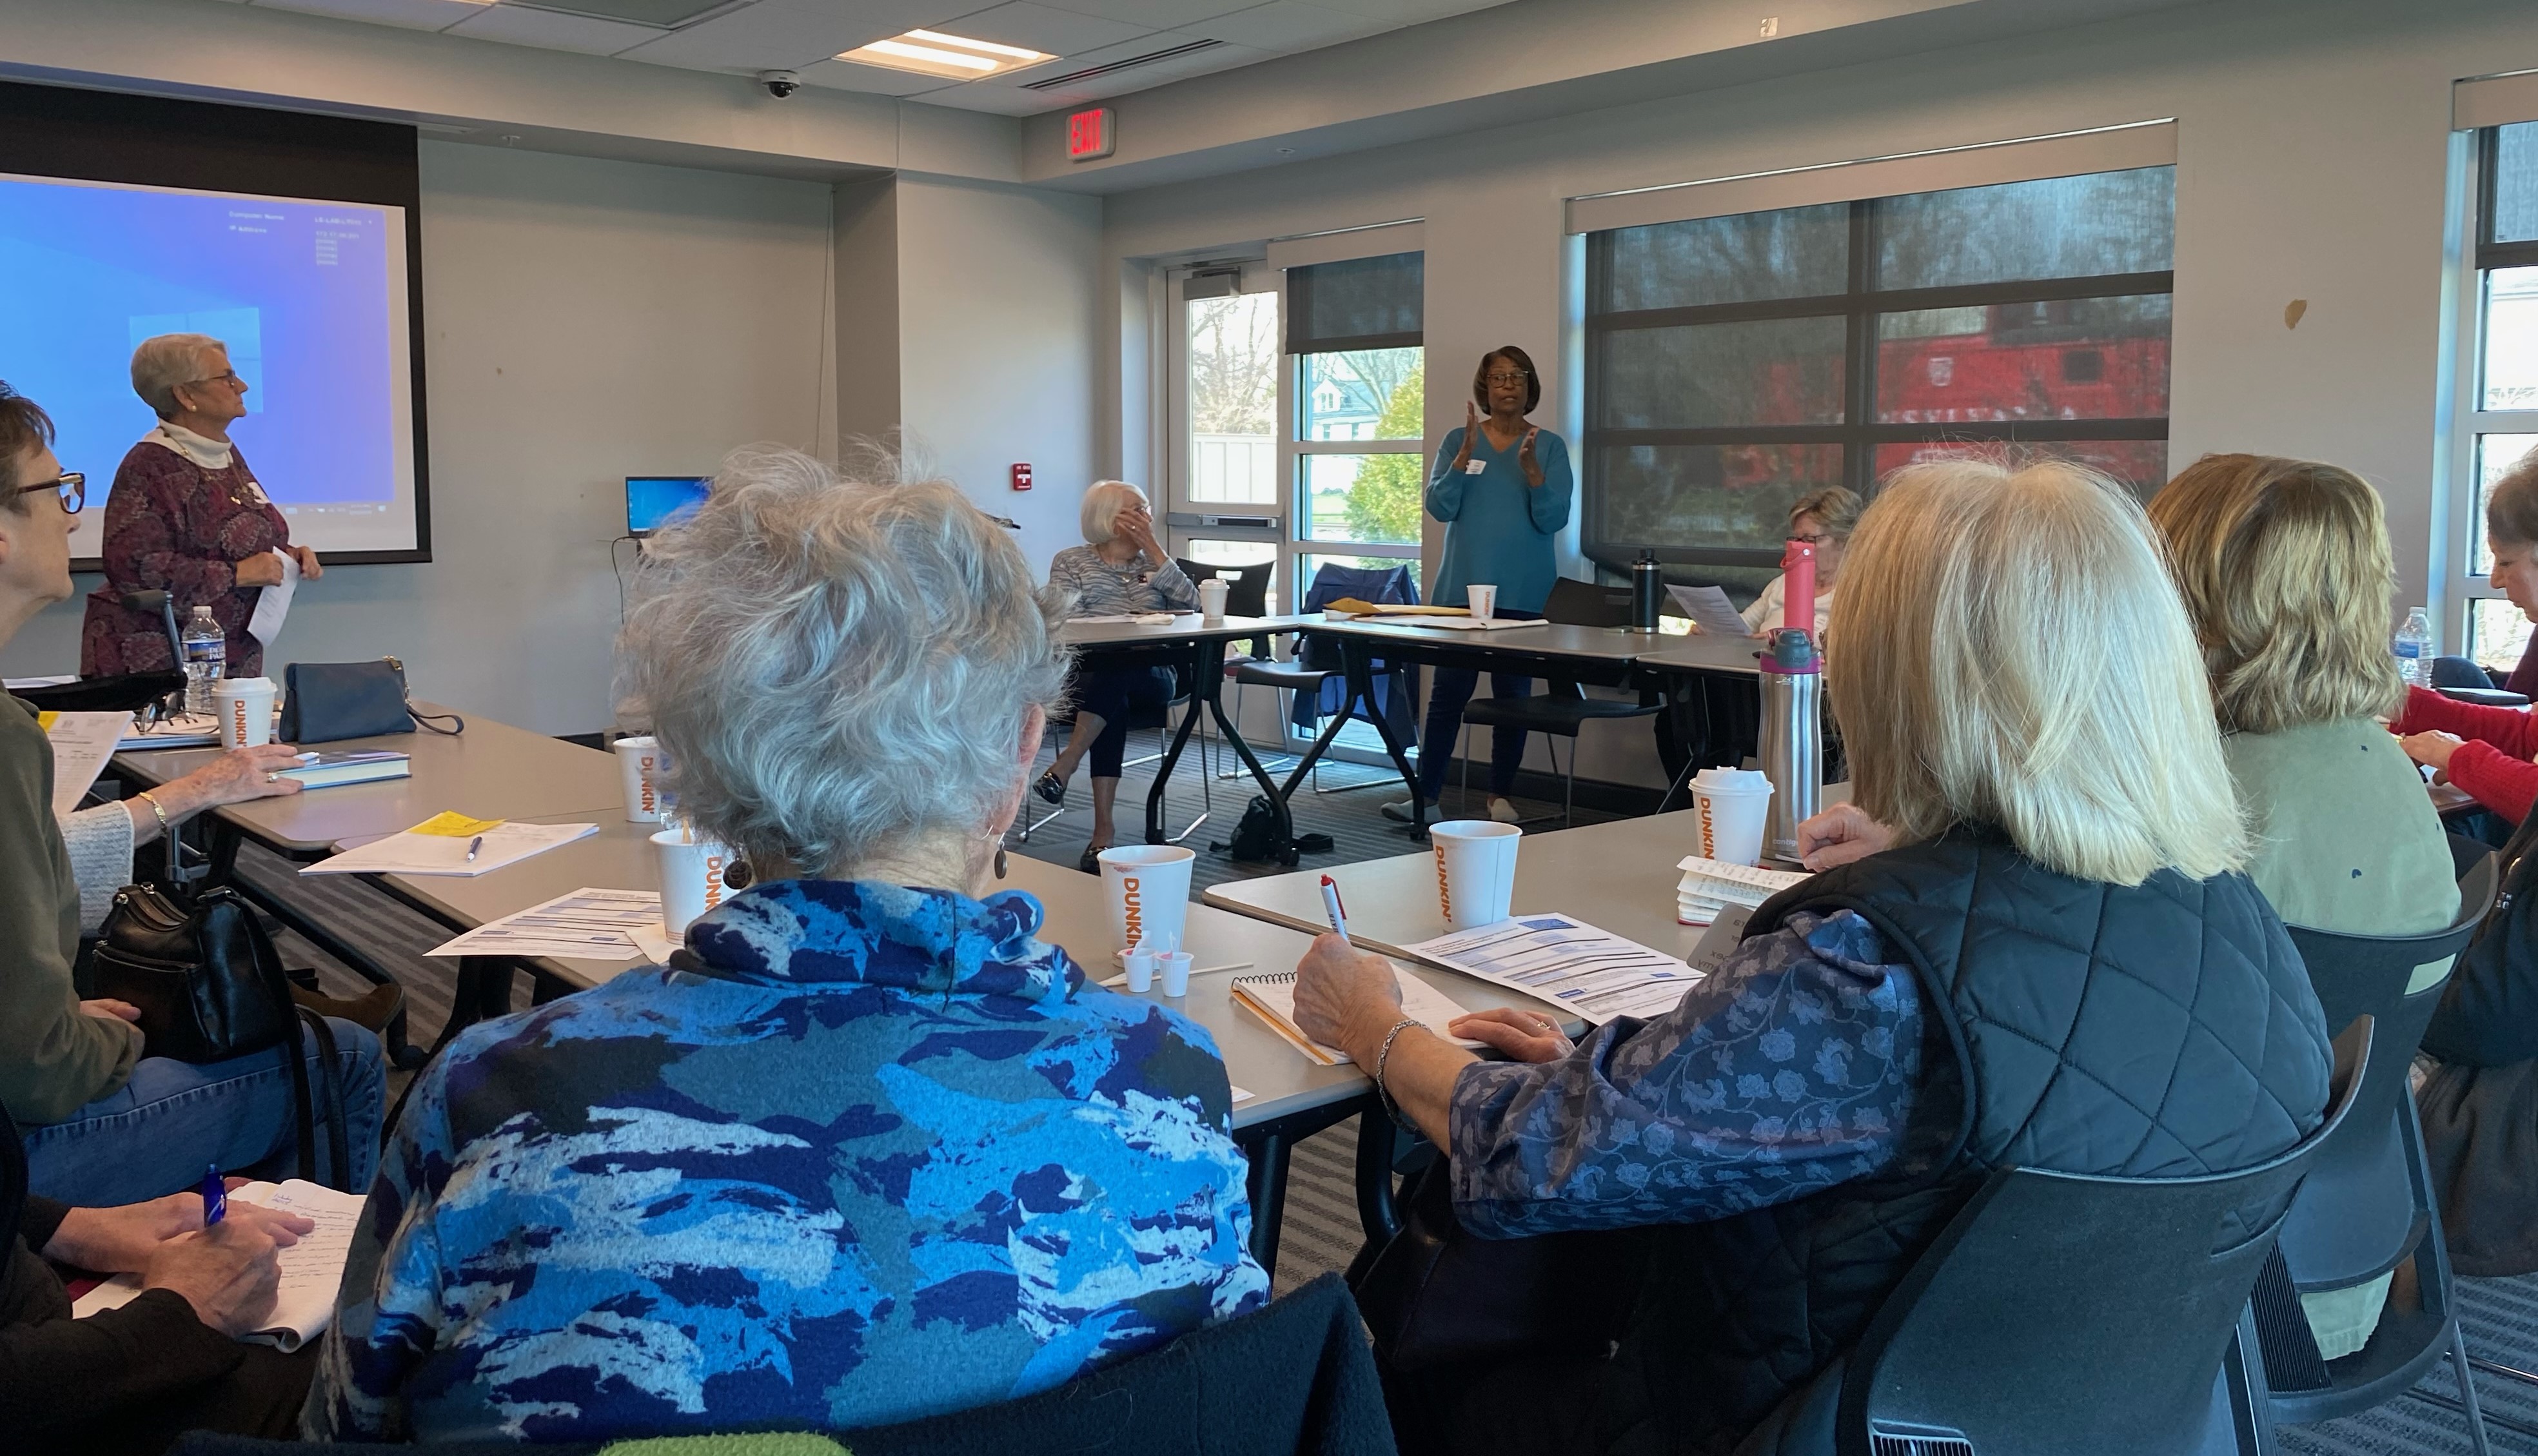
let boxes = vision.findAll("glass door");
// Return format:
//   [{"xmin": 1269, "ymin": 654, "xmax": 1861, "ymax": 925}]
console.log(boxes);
[{"xmin": 1165, "ymin": 267, "xmax": 1284, "ymax": 605}]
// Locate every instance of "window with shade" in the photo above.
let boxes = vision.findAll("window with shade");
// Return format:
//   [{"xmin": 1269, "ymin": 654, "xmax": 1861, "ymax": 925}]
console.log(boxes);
[
  {"xmin": 2461, "ymin": 121, "xmax": 2538, "ymax": 674},
  {"xmin": 1286, "ymin": 251, "xmax": 1424, "ymax": 598},
  {"xmin": 1579, "ymin": 166, "xmax": 2175, "ymax": 571}
]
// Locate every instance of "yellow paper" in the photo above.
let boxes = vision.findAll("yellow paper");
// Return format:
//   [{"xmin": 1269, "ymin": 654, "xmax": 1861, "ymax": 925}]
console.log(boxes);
[
  {"xmin": 1323, "ymin": 598, "xmax": 1469, "ymax": 617},
  {"xmin": 35, "ymin": 712, "xmax": 57, "ymax": 731},
  {"xmin": 409, "ymin": 812, "xmax": 505, "ymax": 838}
]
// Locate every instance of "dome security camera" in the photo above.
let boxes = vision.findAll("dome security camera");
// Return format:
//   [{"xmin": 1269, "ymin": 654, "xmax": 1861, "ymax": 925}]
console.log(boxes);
[{"xmin": 758, "ymin": 70, "xmax": 801, "ymax": 99}]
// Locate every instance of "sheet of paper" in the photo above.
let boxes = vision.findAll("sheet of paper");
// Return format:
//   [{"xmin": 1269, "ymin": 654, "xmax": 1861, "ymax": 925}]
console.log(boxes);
[
  {"xmin": 1404, "ymin": 914, "xmax": 1698, "ymax": 1023},
  {"xmin": 1687, "ymin": 907, "xmax": 1755, "ymax": 973},
  {"xmin": 3, "ymin": 674, "xmax": 76, "ymax": 690},
  {"xmin": 1232, "ymin": 1086, "xmax": 1255, "ymax": 1105},
  {"xmin": 72, "ymin": 1179, "xmax": 362, "ymax": 1350},
  {"xmin": 302, "ymin": 820, "xmax": 598, "ymax": 877},
  {"xmin": 247, "ymin": 548, "xmax": 298, "ymax": 650},
  {"xmin": 629, "ymin": 918, "xmax": 680, "ymax": 965},
  {"xmin": 1362, "ymin": 614, "xmax": 1536, "ymax": 631},
  {"xmin": 427, "ymin": 887, "xmax": 664, "ymax": 960},
  {"xmin": 41, "ymin": 710, "xmax": 130, "ymax": 816},
  {"xmin": 1666, "ymin": 584, "xmax": 1754, "ymax": 638}
]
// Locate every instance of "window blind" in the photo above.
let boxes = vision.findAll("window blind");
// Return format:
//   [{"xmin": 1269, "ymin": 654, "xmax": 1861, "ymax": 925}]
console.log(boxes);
[{"xmin": 1285, "ymin": 251, "xmax": 1423, "ymax": 354}]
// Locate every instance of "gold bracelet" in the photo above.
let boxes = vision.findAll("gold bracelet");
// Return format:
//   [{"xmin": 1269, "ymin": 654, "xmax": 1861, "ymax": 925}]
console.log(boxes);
[{"xmin": 133, "ymin": 791, "xmax": 171, "ymax": 839}]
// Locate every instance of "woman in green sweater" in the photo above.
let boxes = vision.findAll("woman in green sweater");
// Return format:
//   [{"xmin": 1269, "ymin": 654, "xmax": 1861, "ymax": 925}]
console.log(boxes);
[{"xmin": 2150, "ymin": 452, "xmax": 2459, "ymax": 1361}]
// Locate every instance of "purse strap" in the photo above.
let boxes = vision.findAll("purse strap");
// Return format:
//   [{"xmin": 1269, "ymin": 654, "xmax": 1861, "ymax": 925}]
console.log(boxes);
[
  {"xmin": 219, "ymin": 889, "xmax": 342, "ymax": 1188},
  {"xmin": 409, "ymin": 705, "xmax": 464, "ymax": 736}
]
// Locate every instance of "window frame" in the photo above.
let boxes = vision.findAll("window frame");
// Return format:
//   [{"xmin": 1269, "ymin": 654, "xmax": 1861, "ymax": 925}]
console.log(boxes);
[
  {"xmin": 2448, "ymin": 124, "xmax": 2538, "ymax": 667},
  {"xmin": 1579, "ymin": 175, "xmax": 2175, "ymax": 570}
]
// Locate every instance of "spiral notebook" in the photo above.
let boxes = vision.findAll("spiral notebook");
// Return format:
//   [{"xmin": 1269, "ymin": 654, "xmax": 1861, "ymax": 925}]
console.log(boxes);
[{"xmin": 1230, "ymin": 970, "xmax": 1482, "ymax": 1067}]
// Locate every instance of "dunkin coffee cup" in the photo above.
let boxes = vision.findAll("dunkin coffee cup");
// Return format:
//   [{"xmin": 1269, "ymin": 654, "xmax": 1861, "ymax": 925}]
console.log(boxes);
[
  {"xmin": 212, "ymin": 676, "xmax": 277, "ymax": 749},
  {"xmin": 653, "ymin": 826, "xmax": 740, "ymax": 936},
  {"xmin": 616, "ymin": 736, "xmax": 669, "ymax": 823},
  {"xmin": 1467, "ymin": 584, "xmax": 1499, "ymax": 622},
  {"xmin": 1430, "ymin": 819, "xmax": 1521, "ymax": 929},
  {"xmin": 1688, "ymin": 767, "xmax": 1775, "ymax": 866},
  {"xmin": 1098, "ymin": 845, "xmax": 1194, "ymax": 956},
  {"xmin": 1198, "ymin": 578, "xmax": 1230, "ymax": 622}
]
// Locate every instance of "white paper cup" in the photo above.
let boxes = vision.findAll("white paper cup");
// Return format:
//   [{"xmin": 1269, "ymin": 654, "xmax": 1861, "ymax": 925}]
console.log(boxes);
[
  {"xmin": 211, "ymin": 677, "xmax": 276, "ymax": 749},
  {"xmin": 1197, "ymin": 578, "xmax": 1230, "ymax": 622},
  {"xmin": 1158, "ymin": 951, "xmax": 1193, "ymax": 998},
  {"xmin": 652, "ymin": 827, "xmax": 740, "ymax": 935},
  {"xmin": 1467, "ymin": 584, "xmax": 1498, "ymax": 622},
  {"xmin": 1098, "ymin": 844, "xmax": 1194, "ymax": 955},
  {"xmin": 616, "ymin": 736, "xmax": 669, "ymax": 823},
  {"xmin": 1123, "ymin": 949, "xmax": 1155, "ymax": 994},
  {"xmin": 1689, "ymin": 767, "xmax": 1775, "ymax": 866},
  {"xmin": 1430, "ymin": 820, "xmax": 1521, "ymax": 929}
]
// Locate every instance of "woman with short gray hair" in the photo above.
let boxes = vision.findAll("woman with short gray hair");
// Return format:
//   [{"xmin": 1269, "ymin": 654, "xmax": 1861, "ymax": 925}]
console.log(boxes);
[
  {"xmin": 80, "ymin": 333, "xmax": 321, "ymax": 679},
  {"xmin": 1036, "ymin": 477, "xmax": 1199, "ymax": 870},
  {"xmin": 308, "ymin": 446, "xmax": 1269, "ymax": 1443}
]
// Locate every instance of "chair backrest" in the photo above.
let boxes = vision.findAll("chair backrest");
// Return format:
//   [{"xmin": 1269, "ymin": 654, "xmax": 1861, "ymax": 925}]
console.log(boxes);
[
  {"xmin": 1176, "ymin": 556, "xmax": 1272, "ymax": 619},
  {"xmin": 2432, "ymin": 653, "xmax": 2499, "ymax": 691},
  {"xmin": 1543, "ymin": 575, "xmax": 1635, "ymax": 628},
  {"xmin": 1301, "ymin": 560, "xmax": 1418, "ymax": 612},
  {"xmin": 1836, "ymin": 1018, "xmax": 2372, "ymax": 1456},
  {"xmin": 2267, "ymin": 851, "xmax": 2498, "ymax": 1287}
]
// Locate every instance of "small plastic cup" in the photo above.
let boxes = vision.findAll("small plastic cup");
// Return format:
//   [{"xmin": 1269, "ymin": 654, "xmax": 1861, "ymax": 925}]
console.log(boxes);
[
  {"xmin": 212, "ymin": 676, "xmax": 277, "ymax": 749},
  {"xmin": 1124, "ymin": 948, "xmax": 1156, "ymax": 993},
  {"xmin": 1197, "ymin": 578, "xmax": 1230, "ymax": 622},
  {"xmin": 1467, "ymin": 584, "xmax": 1498, "ymax": 622},
  {"xmin": 1158, "ymin": 950, "xmax": 1194, "ymax": 998}
]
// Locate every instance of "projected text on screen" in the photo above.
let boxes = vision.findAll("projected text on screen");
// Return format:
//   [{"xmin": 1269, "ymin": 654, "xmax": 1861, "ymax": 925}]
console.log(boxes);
[{"xmin": 0, "ymin": 170, "xmax": 418, "ymax": 559}]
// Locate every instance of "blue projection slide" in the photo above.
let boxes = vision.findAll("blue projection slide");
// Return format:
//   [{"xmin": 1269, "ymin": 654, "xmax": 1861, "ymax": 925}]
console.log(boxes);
[{"xmin": 0, "ymin": 172, "xmax": 405, "ymax": 546}]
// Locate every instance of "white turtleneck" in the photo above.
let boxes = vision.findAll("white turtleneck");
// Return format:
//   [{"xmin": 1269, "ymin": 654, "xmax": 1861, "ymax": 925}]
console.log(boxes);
[{"xmin": 141, "ymin": 420, "xmax": 235, "ymax": 470}]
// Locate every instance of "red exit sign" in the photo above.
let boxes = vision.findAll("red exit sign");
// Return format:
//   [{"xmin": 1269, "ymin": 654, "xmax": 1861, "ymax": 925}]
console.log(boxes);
[{"xmin": 1066, "ymin": 107, "xmax": 1116, "ymax": 161}]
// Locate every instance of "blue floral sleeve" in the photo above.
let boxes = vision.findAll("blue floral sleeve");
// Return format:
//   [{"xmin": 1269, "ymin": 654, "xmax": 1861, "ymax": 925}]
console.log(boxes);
[{"xmin": 1448, "ymin": 909, "xmax": 1925, "ymax": 1238}]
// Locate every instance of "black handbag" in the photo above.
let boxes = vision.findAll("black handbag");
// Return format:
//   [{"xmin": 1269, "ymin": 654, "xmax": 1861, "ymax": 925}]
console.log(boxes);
[
  {"xmin": 86, "ymin": 885, "xmax": 353, "ymax": 1189},
  {"xmin": 1353, "ymin": 1152, "xmax": 1651, "ymax": 1373},
  {"xmin": 277, "ymin": 656, "xmax": 463, "ymax": 745}
]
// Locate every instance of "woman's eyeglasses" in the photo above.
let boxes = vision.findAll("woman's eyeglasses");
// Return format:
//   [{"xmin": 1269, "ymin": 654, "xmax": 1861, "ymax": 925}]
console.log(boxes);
[
  {"xmin": 1482, "ymin": 371, "xmax": 1531, "ymax": 386},
  {"xmin": 14, "ymin": 472, "xmax": 84, "ymax": 514}
]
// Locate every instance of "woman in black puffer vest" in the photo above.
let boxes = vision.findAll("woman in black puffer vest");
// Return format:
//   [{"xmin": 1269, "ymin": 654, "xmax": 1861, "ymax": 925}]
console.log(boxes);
[{"xmin": 1292, "ymin": 458, "xmax": 2334, "ymax": 1456}]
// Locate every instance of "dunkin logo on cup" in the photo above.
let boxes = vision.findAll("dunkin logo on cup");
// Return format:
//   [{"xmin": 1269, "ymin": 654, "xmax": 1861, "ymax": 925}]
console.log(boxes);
[
  {"xmin": 231, "ymin": 698, "xmax": 250, "ymax": 743},
  {"xmin": 1121, "ymin": 873, "xmax": 1144, "ymax": 946},
  {"xmin": 1697, "ymin": 794, "xmax": 1717, "ymax": 858},
  {"xmin": 1433, "ymin": 844, "xmax": 1451, "ymax": 921},
  {"xmin": 639, "ymin": 756, "xmax": 658, "ymax": 815},
  {"xmin": 703, "ymin": 854, "xmax": 726, "ymax": 911}
]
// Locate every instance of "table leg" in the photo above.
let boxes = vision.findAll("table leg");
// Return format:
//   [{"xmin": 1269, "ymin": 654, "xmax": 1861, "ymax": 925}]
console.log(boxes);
[
  {"xmin": 1197, "ymin": 639, "xmax": 1299, "ymax": 860},
  {"xmin": 430, "ymin": 954, "xmax": 518, "ymax": 1057},
  {"xmin": 1243, "ymin": 1129, "xmax": 1290, "ymax": 1277},
  {"xmin": 1143, "ymin": 642, "xmax": 1214, "ymax": 845},
  {"xmin": 1276, "ymin": 637, "xmax": 1425, "ymax": 830}
]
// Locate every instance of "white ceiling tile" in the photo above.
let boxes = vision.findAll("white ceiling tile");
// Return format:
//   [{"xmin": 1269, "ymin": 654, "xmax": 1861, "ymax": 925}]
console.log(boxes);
[
  {"xmin": 614, "ymin": 0, "xmax": 959, "ymax": 72},
  {"xmin": 910, "ymin": 82, "xmax": 1064, "ymax": 115},
  {"xmin": 1030, "ymin": 0, "xmax": 1248, "ymax": 28},
  {"xmin": 1024, "ymin": 30, "xmax": 1270, "ymax": 100},
  {"xmin": 248, "ymin": 0, "xmax": 492, "ymax": 30},
  {"xmin": 444, "ymin": 4, "xmax": 667, "ymax": 54},
  {"xmin": 938, "ymin": 1, "xmax": 1150, "ymax": 55},
  {"xmin": 1180, "ymin": 1, "xmax": 1387, "ymax": 51},
  {"xmin": 797, "ymin": 56, "xmax": 961, "ymax": 95}
]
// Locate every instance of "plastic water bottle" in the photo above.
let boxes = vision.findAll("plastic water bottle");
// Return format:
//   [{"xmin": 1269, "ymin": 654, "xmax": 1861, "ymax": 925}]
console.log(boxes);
[
  {"xmin": 2394, "ymin": 606, "xmax": 2434, "ymax": 689},
  {"xmin": 180, "ymin": 605, "xmax": 225, "ymax": 715}
]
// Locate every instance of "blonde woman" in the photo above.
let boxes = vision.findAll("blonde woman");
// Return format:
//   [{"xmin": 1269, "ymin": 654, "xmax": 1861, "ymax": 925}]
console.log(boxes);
[
  {"xmin": 1295, "ymin": 460, "xmax": 2332, "ymax": 1456},
  {"xmin": 2149, "ymin": 453, "xmax": 2459, "ymax": 1359},
  {"xmin": 1038, "ymin": 479, "xmax": 1199, "ymax": 869},
  {"xmin": 1734, "ymin": 484, "xmax": 1862, "ymax": 638}
]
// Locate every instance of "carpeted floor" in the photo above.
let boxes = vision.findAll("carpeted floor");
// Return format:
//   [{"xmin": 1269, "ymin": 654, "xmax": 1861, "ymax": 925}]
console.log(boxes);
[{"xmin": 247, "ymin": 729, "xmax": 2538, "ymax": 1451}]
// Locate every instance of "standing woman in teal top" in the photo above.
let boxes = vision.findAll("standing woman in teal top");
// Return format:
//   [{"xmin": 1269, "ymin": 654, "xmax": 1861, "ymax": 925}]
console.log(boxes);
[{"xmin": 1383, "ymin": 346, "xmax": 1575, "ymax": 824}]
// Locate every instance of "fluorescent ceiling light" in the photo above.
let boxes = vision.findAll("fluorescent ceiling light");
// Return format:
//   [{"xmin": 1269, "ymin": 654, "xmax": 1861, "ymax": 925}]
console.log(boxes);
[{"xmin": 837, "ymin": 28, "xmax": 1054, "ymax": 81}]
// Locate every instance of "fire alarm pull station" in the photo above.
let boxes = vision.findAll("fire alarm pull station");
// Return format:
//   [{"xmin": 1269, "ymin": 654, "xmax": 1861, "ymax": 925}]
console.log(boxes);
[{"xmin": 1011, "ymin": 463, "xmax": 1032, "ymax": 491}]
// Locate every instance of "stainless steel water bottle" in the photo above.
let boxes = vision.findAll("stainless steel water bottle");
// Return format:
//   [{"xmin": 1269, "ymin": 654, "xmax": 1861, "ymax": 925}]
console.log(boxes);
[
  {"xmin": 1631, "ymin": 550, "xmax": 1663, "ymax": 632},
  {"xmin": 1758, "ymin": 538, "xmax": 1822, "ymax": 861}
]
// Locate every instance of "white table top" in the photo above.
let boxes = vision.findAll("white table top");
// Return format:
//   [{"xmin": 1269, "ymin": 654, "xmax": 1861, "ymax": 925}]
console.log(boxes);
[
  {"xmin": 1058, "ymin": 613, "xmax": 1317, "ymax": 648},
  {"xmin": 372, "ymin": 814, "xmax": 1563, "ymax": 1133},
  {"xmin": 113, "ymin": 702, "xmax": 624, "ymax": 854},
  {"xmin": 1299, "ymin": 614, "xmax": 1666, "ymax": 666}
]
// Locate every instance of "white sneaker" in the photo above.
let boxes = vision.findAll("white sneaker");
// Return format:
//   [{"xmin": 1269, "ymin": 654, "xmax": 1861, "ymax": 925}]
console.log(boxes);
[
  {"xmin": 1487, "ymin": 797, "xmax": 1524, "ymax": 824},
  {"xmin": 1381, "ymin": 798, "xmax": 1421, "ymax": 823}
]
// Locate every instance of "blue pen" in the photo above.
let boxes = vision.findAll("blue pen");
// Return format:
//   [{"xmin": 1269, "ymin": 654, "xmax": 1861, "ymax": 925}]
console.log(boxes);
[{"xmin": 200, "ymin": 1165, "xmax": 225, "ymax": 1226}]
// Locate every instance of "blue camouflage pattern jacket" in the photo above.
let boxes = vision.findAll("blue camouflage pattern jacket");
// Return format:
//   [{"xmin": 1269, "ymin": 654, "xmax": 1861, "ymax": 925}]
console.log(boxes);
[{"xmin": 303, "ymin": 879, "xmax": 1270, "ymax": 1442}]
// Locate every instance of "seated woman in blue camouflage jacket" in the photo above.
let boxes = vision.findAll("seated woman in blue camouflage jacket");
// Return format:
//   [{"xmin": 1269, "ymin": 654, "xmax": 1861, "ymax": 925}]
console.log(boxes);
[{"xmin": 304, "ymin": 446, "xmax": 1270, "ymax": 1444}]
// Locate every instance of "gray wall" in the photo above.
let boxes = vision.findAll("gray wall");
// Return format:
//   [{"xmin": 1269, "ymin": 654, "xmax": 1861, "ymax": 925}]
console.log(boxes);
[
  {"xmin": 1, "ymin": 142, "xmax": 836, "ymax": 735},
  {"xmin": 1097, "ymin": 0, "xmax": 2538, "ymax": 788}
]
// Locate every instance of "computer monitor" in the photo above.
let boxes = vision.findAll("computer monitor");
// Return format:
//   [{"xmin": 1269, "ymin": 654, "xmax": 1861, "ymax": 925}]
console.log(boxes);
[{"xmin": 626, "ymin": 476, "xmax": 710, "ymax": 536}]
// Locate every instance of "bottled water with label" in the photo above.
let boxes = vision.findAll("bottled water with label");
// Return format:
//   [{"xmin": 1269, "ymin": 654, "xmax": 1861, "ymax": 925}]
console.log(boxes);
[
  {"xmin": 2394, "ymin": 606, "xmax": 2433, "ymax": 689},
  {"xmin": 181, "ymin": 605, "xmax": 225, "ymax": 715}
]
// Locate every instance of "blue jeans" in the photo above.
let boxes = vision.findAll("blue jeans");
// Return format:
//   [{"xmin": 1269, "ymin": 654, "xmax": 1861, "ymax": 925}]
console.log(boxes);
[{"xmin": 21, "ymin": 1018, "xmax": 385, "ymax": 1206}]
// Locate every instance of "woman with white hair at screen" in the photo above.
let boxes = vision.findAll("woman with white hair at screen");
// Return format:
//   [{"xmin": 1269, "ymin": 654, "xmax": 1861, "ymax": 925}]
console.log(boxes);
[
  {"xmin": 1035, "ymin": 478, "xmax": 1200, "ymax": 871},
  {"xmin": 80, "ymin": 333, "xmax": 320, "ymax": 679},
  {"xmin": 1292, "ymin": 458, "xmax": 2333, "ymax": 1456},
  {"xmin": 306, "ymin": 447, "xmax": 1266, "ymax": 1442}
]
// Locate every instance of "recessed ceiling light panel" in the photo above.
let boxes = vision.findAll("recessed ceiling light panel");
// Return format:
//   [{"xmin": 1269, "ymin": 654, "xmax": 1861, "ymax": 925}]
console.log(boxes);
[{"xmin": 837, "ymin": 28, "xmax": 1054, "ymax": 81}]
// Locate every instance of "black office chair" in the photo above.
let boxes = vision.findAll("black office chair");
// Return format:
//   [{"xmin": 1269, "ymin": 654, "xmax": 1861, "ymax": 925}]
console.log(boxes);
[
  {"xmin": 2238, "ymin": 854, "xmax": 2499, "ymax": 1455},
  {"xmin": 1453, "ymin": 576, "xmax": 1661, "ymax": 828},
  {"xmin": 2432, "ymin": 654, "xmax": 2530, "ymax": 709},
  {"xmin": 1825, "ymin": 1017, "xmax": 2370, "ymax": 1456},
  {"xmin": 1282, "ymin": 562, "xmax": 1423, "ymax": 794},
  {"xmin": 1019, "ymin": 662, "xmax": 1213, "ymax": 847}
]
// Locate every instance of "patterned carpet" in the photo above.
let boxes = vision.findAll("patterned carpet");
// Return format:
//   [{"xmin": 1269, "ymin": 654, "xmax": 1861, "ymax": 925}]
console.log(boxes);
[{"xmin": 238, "ymin": 727, "xmax": 2533, "ymax": 1451}]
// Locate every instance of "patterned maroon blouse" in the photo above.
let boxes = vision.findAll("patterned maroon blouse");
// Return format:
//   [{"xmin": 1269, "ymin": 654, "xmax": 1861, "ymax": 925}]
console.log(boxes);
[{"xmin": 79, "ymin": 440, "xmax": 290, "ymax": 678}]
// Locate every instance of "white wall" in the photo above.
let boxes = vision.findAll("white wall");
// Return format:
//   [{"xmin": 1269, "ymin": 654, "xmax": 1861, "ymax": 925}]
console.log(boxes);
[
  {"xmin": 1098, "ymin": 0, "xmax": 2538, "ymax": 791},
  {"xmin": 891, "ymin": 175, "xmax": 1105, "ymax": 573},
  {"xmin": 1, "ymin": 141, "xmax": 836, "ymax": 735}
]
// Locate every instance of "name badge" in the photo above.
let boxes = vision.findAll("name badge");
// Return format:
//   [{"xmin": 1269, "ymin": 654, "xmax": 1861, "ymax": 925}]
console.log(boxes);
[{"xmin": 1464, "ymin": 458, "xmax": 1488, "ymax": 475}]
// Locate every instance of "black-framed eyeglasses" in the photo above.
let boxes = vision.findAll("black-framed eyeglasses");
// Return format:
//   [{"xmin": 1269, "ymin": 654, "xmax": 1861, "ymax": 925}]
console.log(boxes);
[
  {"xmin": 1482, "ymin": 371, "xmax": 1531, "ymax": 386},
  {"xmin": 14, "ymin": 472, "xmax": 84, "ymax": 514}
]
